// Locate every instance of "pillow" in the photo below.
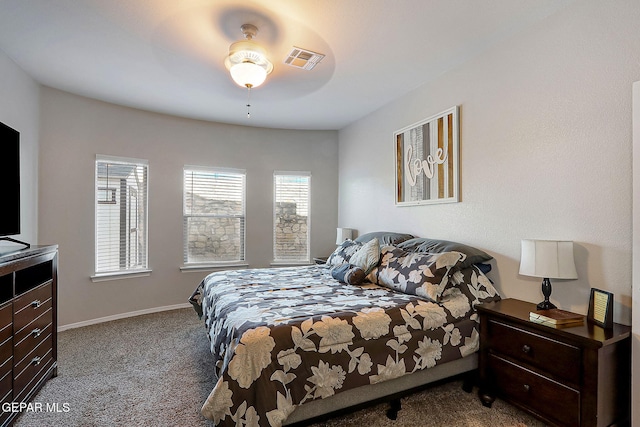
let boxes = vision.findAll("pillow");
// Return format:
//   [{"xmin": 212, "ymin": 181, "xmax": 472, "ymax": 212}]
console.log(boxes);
[
  {"xmin": 330, "ymin": 263, "xmax": 366, "ymax": 285},
  {"xmin": 397, "ymin": 238, "xmax": 492, "ymax": 269},
  {"xmin": 326, "ymin": 239, "xmax": 362, "ymax": 266},
  {"xmin": 354, "ymin": 231, "xmax": 414, "ymax": 246},
  {"xmin": 349, "ymin": 237, "xmax": 381, "ymax": 274},
  {"xmin": 374, "ymin": 245, "xmax": 467, "ymax": 302}
]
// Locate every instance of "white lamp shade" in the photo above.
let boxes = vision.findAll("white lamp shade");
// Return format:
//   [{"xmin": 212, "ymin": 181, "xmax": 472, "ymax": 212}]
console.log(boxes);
[
  {"xmin": 336, "ymin": 228, "xmax": 353, "ymax": 244},
  {"xmin": 519, "ymin": 239, "xmax": 578, "ymax": 279},
  {"xmin": 229, "ymin": 62, "xmax": 268, "ymax": 88}
]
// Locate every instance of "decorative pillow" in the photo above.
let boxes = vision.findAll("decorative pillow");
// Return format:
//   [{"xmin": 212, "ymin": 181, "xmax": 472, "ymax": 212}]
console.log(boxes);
[
  {"xmin": 326, "ymin": 240, "xmax": 362, "ymax": 266},
  {"xmin": 354, "ymin": 231, "xmax": 414, "ymax": 246},
  {"xmin": 330, "ymin": 263, "xmax": 366, "ymax": 285},
  {"xmin": 349, "ymin": 238, "xmax": 380, "ymax": 274},
  {"xmin": 374, "ymin": 245, "xmax": 467, "ymax": 302},
  {"xmin": 397, "ymin": 238, "xmax": 492, "ymax": 269}
]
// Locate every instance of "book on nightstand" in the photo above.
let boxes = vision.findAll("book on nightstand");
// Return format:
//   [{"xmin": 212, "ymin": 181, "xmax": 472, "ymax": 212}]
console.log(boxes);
[{"xmin": 529, "ymin": 308, "xmax": 585, "ymax": 327}]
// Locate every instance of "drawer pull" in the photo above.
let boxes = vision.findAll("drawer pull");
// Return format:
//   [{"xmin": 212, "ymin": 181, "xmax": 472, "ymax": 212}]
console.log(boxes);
[
  {"xmin": 522, "ymin": 344, "xmax": 531, "ymax": 354},
  {"xmin": 31, "ymin": 356, "xmax": 41, "ymax": 366},
  {"xmin": 31, "ymin": 300, "xmax": 41, "ymax": 308},
  {"xmin": 31, "ymin": 328, "xmax": 42, "ymax": 338},
  {"xmin": 523, "ymin": 384, "xmax": 530, "ymax": 393}
]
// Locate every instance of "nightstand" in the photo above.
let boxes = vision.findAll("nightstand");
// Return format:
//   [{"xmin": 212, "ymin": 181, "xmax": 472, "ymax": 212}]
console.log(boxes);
[{"xmin": 477, "ymin": 298, "xmax": 630, "ymax": 427}]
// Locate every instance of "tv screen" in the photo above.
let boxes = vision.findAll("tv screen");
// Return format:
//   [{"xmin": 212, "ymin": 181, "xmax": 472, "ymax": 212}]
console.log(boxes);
[{"xmin": 0, "ymin": 122, "xmax": 20, "ymax": 237}]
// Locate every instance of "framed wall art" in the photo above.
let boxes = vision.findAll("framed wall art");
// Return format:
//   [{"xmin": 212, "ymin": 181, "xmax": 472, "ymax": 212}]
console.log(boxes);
[{"xmin": 395, "ymin": 106, "xmax": 459, "ymax": 206}]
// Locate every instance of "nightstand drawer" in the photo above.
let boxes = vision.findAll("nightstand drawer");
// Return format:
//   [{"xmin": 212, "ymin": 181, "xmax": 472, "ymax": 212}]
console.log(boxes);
[
  {"xmin": 489, "ymin": 354, "xmax": 580, "ymax": 427},
  {"xmin": 487, "ymin": 319, "xmax": 581, "ymax": 385}
]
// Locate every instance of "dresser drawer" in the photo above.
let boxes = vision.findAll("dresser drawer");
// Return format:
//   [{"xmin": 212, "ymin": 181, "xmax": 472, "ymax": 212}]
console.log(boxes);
[
  {"xmin": 489, "ymin": 354, "xmax": 580, "ymax": 427},
  {"xmin": 0, "ymin": 358, "xmax": 11, "ymax": 399},
  {"xmin": 14, "ymin": 338, "xmax": 53, "ymax": 398},
  {"xmin": 14, "ymin": 283, "xmax": 52, "ymax": 333},
  {"xmin": 0, "ymin": 303, "xmax": 11, "ymax": 330},
  {"xmin": 0, "ymin": 336, "xmax": 12, "ymax": 371},
  {"xmin": 0, "ymin": 377, "xmax": 11, "ymax": 427},
  {"xmin": 487, "ymin": 319, "xmax": 581, "ymax": 385},
  {"xmin": 14, "ymin": 307, "xmax": 52, "ymax": 351},
  {"xmin": 14, "ymin": 321, "xmax": 52, "ymax": 367}
]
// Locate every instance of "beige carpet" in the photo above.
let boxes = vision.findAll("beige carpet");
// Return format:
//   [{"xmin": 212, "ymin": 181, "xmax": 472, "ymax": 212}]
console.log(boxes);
[{"xmin": 14, "ymin": 308, "xmax": 546, "ymax": 427}]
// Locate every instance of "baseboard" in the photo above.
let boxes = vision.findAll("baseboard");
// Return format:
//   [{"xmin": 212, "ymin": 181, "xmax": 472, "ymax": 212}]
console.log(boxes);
[{"xmin": 57, "ymin": 303, "xmax": 192, "ymax": 332}]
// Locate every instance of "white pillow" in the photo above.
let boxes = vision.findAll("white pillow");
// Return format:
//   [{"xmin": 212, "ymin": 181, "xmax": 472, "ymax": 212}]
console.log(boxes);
[{"xmin": 349, "ymin": 238, "xmax": 381, "ymax": 274}]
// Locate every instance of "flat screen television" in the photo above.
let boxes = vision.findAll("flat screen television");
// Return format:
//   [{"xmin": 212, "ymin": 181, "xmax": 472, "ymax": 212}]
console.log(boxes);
[{"xmin": 0, "ymin": 121, "xmax": 27, "ymax": 247}]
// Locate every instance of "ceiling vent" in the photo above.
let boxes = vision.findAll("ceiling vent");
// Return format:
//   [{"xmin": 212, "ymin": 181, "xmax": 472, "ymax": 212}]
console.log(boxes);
[{"xmin": 284, "ymin": 47, "xmax": 325, "ymax": 70}]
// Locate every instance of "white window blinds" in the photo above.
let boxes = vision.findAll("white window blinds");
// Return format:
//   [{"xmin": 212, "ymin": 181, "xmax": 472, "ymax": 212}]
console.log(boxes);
[
  {"xmin": 183, "ymin": 167, "xmax": 246, "ymax": 263},
  {"xmin": 274, "ymin": 172, "xmax": 310, "ymax": 262},
  {"xmin": 95, "ymin": 156, "xmax": 148, "ymax": 275}
]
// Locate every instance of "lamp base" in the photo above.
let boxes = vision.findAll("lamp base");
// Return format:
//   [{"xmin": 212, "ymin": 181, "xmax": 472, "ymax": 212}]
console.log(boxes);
[
  {"xmin": 536, "ymin": 300, "xmax": 557, "ymax": 310},
  {"xmin": 536, "ymin": 277, "xmax": 556, "ymax": 311}
]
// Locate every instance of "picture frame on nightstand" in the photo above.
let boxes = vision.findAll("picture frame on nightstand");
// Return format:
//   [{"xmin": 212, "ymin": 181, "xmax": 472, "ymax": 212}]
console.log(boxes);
[{"xmin": 587, "ymin": 287, "xmax": 614, "ymax": 329}]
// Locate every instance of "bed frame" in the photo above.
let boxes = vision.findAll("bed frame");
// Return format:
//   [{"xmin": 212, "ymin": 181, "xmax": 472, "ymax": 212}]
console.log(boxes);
[{"xmin": 284, "ymin": 354, "xmax": 477, "ymax": 425}]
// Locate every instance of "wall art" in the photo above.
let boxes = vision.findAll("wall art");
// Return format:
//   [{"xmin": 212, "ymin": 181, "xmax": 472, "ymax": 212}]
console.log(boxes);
[{"xmin": 395, "ymin": 106, "xmax": 459, "ymax": 205}]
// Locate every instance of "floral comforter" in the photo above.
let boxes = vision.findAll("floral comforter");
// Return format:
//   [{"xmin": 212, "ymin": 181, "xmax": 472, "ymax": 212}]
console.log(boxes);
[{"xmin": 189, "ymin": 264, "xmax": 499, "ymax": 427}]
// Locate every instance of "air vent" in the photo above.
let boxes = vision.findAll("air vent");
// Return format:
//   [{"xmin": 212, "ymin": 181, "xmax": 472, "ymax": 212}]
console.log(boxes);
[{"xmin": 284, "ymin": 47, "xmax": 325, "ymax": 70}]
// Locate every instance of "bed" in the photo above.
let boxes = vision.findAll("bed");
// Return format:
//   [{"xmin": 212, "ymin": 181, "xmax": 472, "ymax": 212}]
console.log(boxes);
[{"xmin": 189, "ymin": 232, "xmax": 500, "ymax": 427}]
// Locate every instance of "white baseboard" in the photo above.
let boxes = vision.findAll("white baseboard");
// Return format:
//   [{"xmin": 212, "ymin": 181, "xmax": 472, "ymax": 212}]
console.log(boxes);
[{"xmin": 57, "ymin": 303, "xmax": 192, "ymax": 332}]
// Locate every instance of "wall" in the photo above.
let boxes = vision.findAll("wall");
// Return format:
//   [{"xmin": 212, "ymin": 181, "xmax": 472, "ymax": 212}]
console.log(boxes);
[
  {"xmin": 38, "ymin": 88, "xmax": 339, "ymax": 327},
  {"xmin": 631, "ymin": 80, "xmax": 639, "ymax": 427},
  {"xmin": 338, "ymin": 0, "xmax": 640, "ymax": 325},
  {"xmin": 0, "ymin": 50, "xmax": 39, "ymax": 246}
]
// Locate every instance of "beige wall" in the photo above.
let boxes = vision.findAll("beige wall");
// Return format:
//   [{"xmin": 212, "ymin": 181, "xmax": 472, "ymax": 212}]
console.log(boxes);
[
  {"xmin": 38, "ymin": 88, "xmax": 339, "ymax": 327},
  {"xmin": 0, "ymin": 51, "xmax": 39, "ymax": 247},
  {"xmin": 338, "ymin": 0, "xmax": 640, "ymax": 325},
  {"xmin": 631, "ymin": 80, "xmax": 639, "ymax": 427}
]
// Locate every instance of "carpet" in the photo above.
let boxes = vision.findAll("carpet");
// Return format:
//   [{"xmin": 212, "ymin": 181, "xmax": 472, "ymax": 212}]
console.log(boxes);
[{"xmin": 14, "ymin": 308, "xmax": 546, "ymax": 427}]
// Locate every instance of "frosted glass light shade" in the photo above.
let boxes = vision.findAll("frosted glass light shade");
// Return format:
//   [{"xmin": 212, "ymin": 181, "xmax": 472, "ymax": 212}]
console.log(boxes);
[
  {"xmin": 336, "ymin": 228, "xmax": 353, "ymax": 244},
  {"xmin": 519, "ymin": 239, "xmax": 578, "ymax": 279},
  {"xmin": 229, "ymin": 62, "xmax": 267, "ymax": 88}
]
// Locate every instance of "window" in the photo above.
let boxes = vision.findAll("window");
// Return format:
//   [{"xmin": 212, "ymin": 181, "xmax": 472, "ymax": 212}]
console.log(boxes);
[
  {"xmin": 273, "ymin": 172, "xmax": 311, "ymax": 263},
  {"xmin": 183, "ymin": 166, "xmax": 246, "ymax": 264},
  {"xmin": 94, "ymin": 156, "xmax": 148, "ymax": 277}
]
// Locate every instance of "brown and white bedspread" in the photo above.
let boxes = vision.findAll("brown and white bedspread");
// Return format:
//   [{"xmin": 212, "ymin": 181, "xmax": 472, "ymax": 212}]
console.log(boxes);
[{"xmin": 189, "ymin": 263, "xmax": 499, "ymax": 427}]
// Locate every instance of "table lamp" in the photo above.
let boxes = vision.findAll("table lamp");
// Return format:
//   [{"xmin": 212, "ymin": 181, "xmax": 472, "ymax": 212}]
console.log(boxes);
[
  {"xmin": 519, "ymin": 239, "xmax": 578, "ymax": 310},
  {"xmin": 336, "ymin": 228, "xmax": 353, "ymax": 244}
]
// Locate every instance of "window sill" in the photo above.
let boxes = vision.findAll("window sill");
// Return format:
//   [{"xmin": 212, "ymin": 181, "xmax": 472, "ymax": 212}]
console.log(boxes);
[
  {"xmin": 91, "ymin": 269, "xmax": 152, "ymax": 282},
  {"xmin": 180, "ymin": 263, "xmax": 249, "ymax": 273},
  {"xmin": 270, "ymin": 261, "xmax": 313, "ymax": 267}
]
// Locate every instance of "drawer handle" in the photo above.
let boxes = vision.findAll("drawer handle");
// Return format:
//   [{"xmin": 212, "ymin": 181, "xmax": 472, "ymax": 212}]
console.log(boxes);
[
  {"xmin": 522, "ymin": 344, "xmax": 531, "ymax": 354},
  {"xmin": 31, "ymin": 328, "xmax": 42, "ymax": 338},
  {"xmin": 523, "ymin": 384, "xmax": 531, "ymax": 393},
  {"xmin": 31, "ymin": 356, "xmax": 41, "ymax": 366},
  {"xmin": 31, "ymin": 300, "xmax": 41, "ymax": 308}
]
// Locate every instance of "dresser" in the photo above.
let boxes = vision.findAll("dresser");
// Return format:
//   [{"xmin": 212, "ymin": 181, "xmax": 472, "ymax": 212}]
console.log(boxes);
[
  {"xmin": 477, "ymin": 298, "xmax": 630, "ymax": 427},
  {"xmin": 0, "ymin": 245, "xmax": 58, "ymax": 427}
]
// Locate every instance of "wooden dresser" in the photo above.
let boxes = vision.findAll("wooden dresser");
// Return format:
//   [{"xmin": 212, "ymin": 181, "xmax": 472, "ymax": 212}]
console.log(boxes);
[
  {"xmin": 477, "ymin": 298, "xmax": 630, "ymax": 427},
  {"xmin": 0, "ymin": 245, "xmax": 58, "ymax": 426}
]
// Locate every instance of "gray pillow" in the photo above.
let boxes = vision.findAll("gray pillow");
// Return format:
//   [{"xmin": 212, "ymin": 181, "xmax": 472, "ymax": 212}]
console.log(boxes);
[
  {"xmin": 354, "ymin": 231, "xmax": 414, "ymax": 246},
  {"xmin": 326, "ymin": 240, "xmax": 362, "ymax": 266},
  {"xmin": 330, "ymin": 263, "xmax": 366, "ymax": 285},
  {"xmin": 397, "ymin": 238, "xmax": 492, "ymax": 269}
]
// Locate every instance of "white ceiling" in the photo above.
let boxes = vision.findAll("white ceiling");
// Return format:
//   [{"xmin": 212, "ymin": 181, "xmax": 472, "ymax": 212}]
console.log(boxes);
[{"xmin": 0, "ymin": 0, "xmax": 572, "ymax": 130}]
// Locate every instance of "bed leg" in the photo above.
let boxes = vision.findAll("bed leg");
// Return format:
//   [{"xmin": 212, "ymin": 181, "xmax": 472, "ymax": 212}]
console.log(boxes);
[
  {"xmin": 462, "ymin": 370, "xmax": 476, "ymax": 393},
  {"xmin": 386, "ymin": 398, "xmax": 401, "ymax": 420}
]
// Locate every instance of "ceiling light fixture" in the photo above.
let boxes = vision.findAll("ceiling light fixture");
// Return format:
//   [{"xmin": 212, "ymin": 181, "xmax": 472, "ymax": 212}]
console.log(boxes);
[{"xmin": 224, "ymin": 24, "xmax": 273, "ymax": 118}]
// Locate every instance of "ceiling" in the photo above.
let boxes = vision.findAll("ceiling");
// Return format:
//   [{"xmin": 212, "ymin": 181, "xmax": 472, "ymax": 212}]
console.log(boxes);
[{"xmin": 0, "ymin": 0, "xmax": 572, "ymax": 130}]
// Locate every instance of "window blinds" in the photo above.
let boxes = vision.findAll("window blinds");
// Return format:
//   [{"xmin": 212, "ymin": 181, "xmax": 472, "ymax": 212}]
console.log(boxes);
[
  {"xmin": 274, "ymin": 172, "xmax": 310, "ymax": 262},
  {"xmin": 95, "ymin": 156, "xmax": 148, "ymax": 275},
  {"xmin": 183, "ymin": 167, "xmax": 246, "ymax": 263}
]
